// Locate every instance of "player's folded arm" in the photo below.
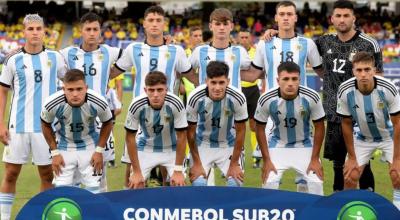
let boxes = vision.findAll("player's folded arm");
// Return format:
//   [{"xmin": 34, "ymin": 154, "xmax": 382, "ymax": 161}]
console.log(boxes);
[
  {"xmin": 0, "ymin": 82, "xmax": 11, "ymax": 88},
  {"xmin": 124, "ymin": 126, "xmax": 137, "ymax": 134},
  {"xmin": 312, "ymin": 115, "xmax": 326, "ymax": 123},
  {"xmin": 175, "ymin": 126, "xmax": 188, "ymax": 131},
  {"xmin": 390, "ymin": 110, "xmax": 400, "ymax": 116},
  {"xmin": 113, "ymin": 63, "xmax": 126, "ymax": 73},
  {"xmin": 235, "ymin": 118, "xmax": 248, "ymax": 123},
  {"xmin": 336, "ymin": 112, "xmax": 352, "ymax": 118},
  {"xmin": 251, "ymin": 62, "xmax": 263, "ymax": 70},
  {"xmin": 101, "ymin": 117, "xmax": 113, "ymax": 124},
  {"xmin": 180, "ymin": 66, "xmax": 193, "ymax": 74},
  {"xmin": 254, "ymin": 118, "xmax": 267, "ymax": 125}
]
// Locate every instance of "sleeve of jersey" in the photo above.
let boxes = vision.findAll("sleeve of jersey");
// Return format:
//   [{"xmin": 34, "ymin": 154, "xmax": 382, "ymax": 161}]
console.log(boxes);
[
  {"xmin": 124, "ymin": 107, "xmax": 139, "ymax": 133},
  {"xmin": 0, "ymin": 61, "xmax": 13, "ymax": 88},
  {"xmin": 112, "ymin": 92, "xmax": 122, "ymax": 109},
  {"xmin": 234, "ymin": 95, "xmax": 249, "ymax": 123},
  {"xmin": 388, "ymin": 89, "xmax": 400, "ymax": 116},
  {"xmin": 307, "ymin": 39, "xmax": 322, "ymax": 69},
  {"xmin": 174, "ymin": 108, "xmax": 188, "ymax": 130},
  {"xmin": 240, "ymin": 47, "xmax": 251, "ymax": 70},
  {"xmin": 311, "ymin": 97, "xmax": 326, "ymax": 122},
  {"xmin": 336, "ymin": 92, "xmax": 351, "ymax": 117},
  {"xmin": 251, "ymin": 41, "xmax": 265, "ymax": 70},
  {"xmin": 56, "ymin": 52, "xmax": 68, "ymax": 79},
  {"xmin": 186, "ymin": 92, "xmax": 198, "ymax": 124},
  {"xmin": 97, "ymin": 98, "xmax": 113, "ymax": 123},
  {"xmin": 115, "ymin": 45, "xmax": 133, "ymax": 72},
  {"xmin": 176, "ymin": 46, "xmax": 192, "ymax": 74},
  {"xmin": 254, "ymin": 98, "xmax": 269, "ymax": 124},
  {"xmin": 40, "ymin": 99, "xmax": 56, "ymax": 124},
  {"xmin": 110, "ymin": 47, "xmax": 122, "ymax": 62},
  {"xmin": 189, "ymin": 47, "xmax": 200, "ymax": 69}
]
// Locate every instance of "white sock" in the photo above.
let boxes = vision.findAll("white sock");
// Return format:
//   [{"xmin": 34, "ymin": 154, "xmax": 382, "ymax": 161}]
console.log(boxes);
[
  {"xmin": 0, "ymin": 193, "xmax": 15, "ymax": 220},
  {"xmin": 393, "ymin": 189, "xmax": 400, "ymax": 210}
]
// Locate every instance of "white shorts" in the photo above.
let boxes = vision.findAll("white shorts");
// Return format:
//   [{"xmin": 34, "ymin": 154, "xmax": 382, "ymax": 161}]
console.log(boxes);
[
  {"xmin": 353, "ymin": 138, "xmax": 393, "ymax": 166},
  {"xmin": 2, "ymin": 132, "xmax": 51, "ymax": 165},
  {"xmin": 133, "ymin": 151, "xmax": 177, "ymax": 180},
  {"xmin": 103, "ymin": 131, "xmax": 115, "ymax": 162},
  {"xmin": 53, "ymin": 149, "xmax": 101, "ymax": 188},
  {"xmin": 262, "ymin": 147, "xmax": 322, "ymax": 187},
  {"xmin": 190, "ymin": 147, "xmax": 244, "ymax": 177}
]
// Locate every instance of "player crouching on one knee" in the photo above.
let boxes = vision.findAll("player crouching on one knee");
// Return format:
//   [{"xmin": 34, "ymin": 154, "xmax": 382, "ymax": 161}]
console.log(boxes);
[
  {"xmin": 187, "ymin": 61, "xmax": 248, "ymax": 187},
  {"xmin": 255, "ymin": 61, "xmax": 325, "ymax": 195},
  {"xmin": 125, "ymin": 71, "xmax": 187, "ymax": 189},
  {"xmin": 41, "ymin": 69, "xmax": 113, "ymax": 193},
  {"xmin": 337, "ymin": 51, "xmax": 400, "ymax": 209}
]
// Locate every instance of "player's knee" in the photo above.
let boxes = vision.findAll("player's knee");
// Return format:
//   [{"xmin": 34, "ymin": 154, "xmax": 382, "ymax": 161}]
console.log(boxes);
[
  {"xmin": 38, "ymin": 168, "xmax": 53, "ymax": 183},
  {"xmin": 3, "ymin": 169, "xmax": 20, "ymax": 184},
  {"xmin": 192, "ymin": 176, "xmax": 207, "ymax": 186},
  {"xmin": 226, "ymin": 177, "xmax": 241, "ymax": 187}
]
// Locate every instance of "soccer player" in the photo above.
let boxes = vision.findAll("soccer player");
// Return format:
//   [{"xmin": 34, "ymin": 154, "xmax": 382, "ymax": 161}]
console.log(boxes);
[
  {"xmin": 60, "ymin": 12, "xmax": 122, "ymax": 192},
  {"xmin": 0, "ymin": 14, "xmax": 67, "ymax": 220},
  {"xmin": 41, "ymin": 69, "xmax": 113, "ymax": 193},
  {"xmin": 187, "ymin": 61, "xmax": 248, "ymax": 187},
  {"xmin": 185, "ymin": 26, "xmax": 203, "ymax": 56},
  {"xmin": 255, "ymin": 62, "xmax": 325, "ymax": 195},
  {"xmin": 336, "ymin": 52, "xmax": 400, "ymax": 209},
  {"xmin": 110, "ymin": 5, "xmax": 195, "ymax": 188},
  {"xmin": 316, "ymin": 0, "xmax": 381, "ymax": 192},
  {"xmin": 125, "ymin": 71, "xmax": 187, "ymax": 188},
  {"xmin": 189, "ymin": 8, "xmax": 251, "ymax": 89}
]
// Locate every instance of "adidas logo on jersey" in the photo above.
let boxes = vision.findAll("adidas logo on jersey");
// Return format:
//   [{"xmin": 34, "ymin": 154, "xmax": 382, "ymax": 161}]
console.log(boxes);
[
  {"xmin": 270, "ymin": 46, "xmax": 276, "ymax": 50},
  {"xmin": 20, "ymin": 65, "xmax": 27, "ymax": 70},
  {"xmin": 327, "ymin": 49, "xmax": 332, "ymax": 54},
  {"xmin": 205, "ymin": 56, "xmax": 210, "ymax": 60},
  {"xmin": 138, "ymin": 52, "xmax": 144, "ymax": 56},
  {"xmin": 73, "ymin": 56, "xmax": 79, "ymax": 61},
  {"xmin": 353, "ymin": 104, "xmax": 360, "ymax": 109}
]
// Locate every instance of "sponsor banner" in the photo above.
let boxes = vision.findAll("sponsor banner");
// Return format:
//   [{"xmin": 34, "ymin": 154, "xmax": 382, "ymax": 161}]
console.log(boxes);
[{"xmin": 17, "ymin": 186, "xmax": 399, "ymax": 220}]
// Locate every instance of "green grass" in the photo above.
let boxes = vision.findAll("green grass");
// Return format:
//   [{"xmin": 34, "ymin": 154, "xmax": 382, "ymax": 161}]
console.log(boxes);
[{"xmin": 0, "ymin": 92, "xmax": 393, "ymax": 219}]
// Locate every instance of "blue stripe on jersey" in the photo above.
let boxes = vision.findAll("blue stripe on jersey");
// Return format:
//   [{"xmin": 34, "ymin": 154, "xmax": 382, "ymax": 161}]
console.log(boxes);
[
  {"xmin": 232, "ymin": 47, "xmax": 241, "ymax": 88},
  {"xmin": 166, "ymin": 46, "xmax": 177, "ymax": 89},
  {"xmin": 89, "ymin": 106, "xmax": 99, "ymax": 145},
  {"xmin": 137, "ymin": 109, "xmax": 148, "ymax": 151},
  {"xmin": 67, "ymin": 47, "xmax": 78, "ymax": 69},
  {"xmin": 199, "ymin": 47, "xmax": 209, "ymax": 84},
  {"xmin": 226, "ymin": 99, "xmax": 235, "ymax": 147},
  {"xmin": 153, "ymin": 110, "xmax": 163, "ymax": 152},
  {"xmin": 72, "ymin": 107, "xmax": 85, "ymax": 149},
  {"xmin": 100, "ymin": 46, "xmax": 110, "ymax": 97},
  {"xmin": 301, "ymin": 98, "xmax": 312, "ymax": 147},
  {"xmin": 363, "ymin": 95, "xmax": 382, "ymax": 142},
  {"xmin": 265, "ymin": 40, "xmax": 274, "ymax": 89},
  {"xmin": 210, "ymin": 101, "xmax": 222, "ymax": 148},
  {"xmin": 298, "ymin": 38, "xmax": 308, "ymax": 86},
  {"xmin": 216, "ymin": 49, "xmax": 225, "ymax": 62},
  {"xmin": 149, "ymin": 46, "xmax": 159, "ymax": 73},
  {"xmin": 378, "ymin": 90, "xmax": 393, "ymax": 137},
  {"xmin": 83, "ymin": 52, "xmax": 94, "ymax": 90},
  {"xmin": 166, "ymin": 106, "xmax": 177, "ymax": 151},
  {"xmin": 282, "ymin": 39, "xmax": 291, "ymax": 63},
  {"xmin": 347, "ymin": 91, "xmax": 364, "ymax": 140},
  {"xmin": 133, "ymin": 45, "xmax": 142, "ymax": 97},
  {"xmin": 32, "ymin": 55, "xmax": 42, "ymax": 132},
  {"xmin": 56, "ymin": 105, "xmax": 68, "ymax": 150},
  {"xmin": 15, "ymin": 55, "xmax": 26, "ymax": 133},
  {"xmin": 196, "ymin": 100, "xmax": 206, "ymax": 147},
  {"xmin": 269, "ymin": 100, "xmax": 280, "ymax": 148},
  {"xmin": 47, "ymin": 52, "xmax": 57, "ymax": 94},
  {"xmin": 285, "ymin": 100, "xmax": 296, "ymax": 147}
]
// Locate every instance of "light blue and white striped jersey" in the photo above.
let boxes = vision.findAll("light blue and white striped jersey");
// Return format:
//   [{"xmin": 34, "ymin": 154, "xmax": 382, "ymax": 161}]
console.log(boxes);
[
  {"xmin": 115, "ymin": 42, "xmax": 191, "ymax": 97},
  {"xmin": 41, "ymin": 89, "xmax": 113, "ymax": 150},
  {"xmin": 186, "ymin": 84, "xmax": 248, "ymax": 148},
  {"xmin": 190, "ymin": 43, "xmax": 251, "ymax": 88},
  {"xmin": 60, "ymin": 44, "xmax": 122, "ymax": 97},
  {"xmin": 337, "ymin": 76, "xmax": 400, "ymax": 142},
  {"xmin": 125, "ymin": 92, "xmax": 188, "ymax": 152},
  {"xmin": 0, "ymin": 48, "xmax": 67, "ymax": 133},
  {"xmin": 254, "ymin": 86, "xmax": 325, "ymax": 148},
  {"xmin": 252, "ymin": 36, "xmax": 322, "ymax": 89}
]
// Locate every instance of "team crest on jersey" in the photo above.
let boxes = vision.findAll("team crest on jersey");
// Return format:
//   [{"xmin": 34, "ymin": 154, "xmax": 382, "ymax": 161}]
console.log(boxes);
[
  {"xmin": 377, "ymin": 101, "xmax": 385, "ymax": 109},
  {"xmin": 164, "ymin": 115, "xmax": 171, "ymax": 123},
  {"xmin": 98, "ymin": 53, "xmax": 104, "ymax": 61},
  {"xmin": 47, "ymin": 59, "xmax": 52, "ymax": 67},
  {"xmin": 299, "ymin": 106, "xmax": 306, "ymax": 117},
  {"xmin": 224, "ymin": 108, "xmax": 232, "ymax": 116},
  {"xmin": 296, "ymin": 44, "xmax": 303, "ymax": 51},
  {"xmin": 230, "ymin": 54, "xmax": 236, "ymax": 61},
  {"xmin": 349, "ymin": 49, "xmax": 357, "ymax": 61},
  {"xmin": 165, "ymin": 52, "xmax": 170, "ymax": 59}
]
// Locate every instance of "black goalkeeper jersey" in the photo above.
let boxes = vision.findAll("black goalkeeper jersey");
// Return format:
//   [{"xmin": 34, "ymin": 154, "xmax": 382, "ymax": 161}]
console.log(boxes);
[{"xmin": 315, "ymin": 30, "xmax": 383, "ymax": 123}]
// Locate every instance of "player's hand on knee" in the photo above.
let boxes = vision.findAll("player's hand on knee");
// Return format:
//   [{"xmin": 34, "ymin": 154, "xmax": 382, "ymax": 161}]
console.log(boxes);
[
  {"xmin": 344, "ymin": 158, "xmax": 360, "ymax": 182},
  {"xmin": 189, "ymin": 163, "xmax": 206, "ymax": 182},
  {"xmin": 261, "ymin": 29, "xmax": 278, "ymax": 41},
  {"xmin": 129, "ymin": 173, "xmax": 145, "ymax": 189},
  {"xmin": 52, "ymin": 155, "xmax": 65, "ymax": 176},
  {"xmin": 390, "ymin": 161, "xmax": 400, "ymax": 188},
  {"xmin": 261, "ymin": 159, "xmax": 277, "ymax": 183},
  {"xmin": 170, "ymin": 171, "xmax": 185, "ymax": 187},
  {"xmin": 307, "ymin": 159, "xmax": 324, "ymax": 180},
  {"xmin": 0, "ymin": 124, "xmax": 10, "ymax": 145},
  {"xmin": 91, "ymin": 152, "xmax": 103, "ymax": 175},
  {"xmin": 227, "ymin": 164, "xmax": 244, "ymax": 183}
]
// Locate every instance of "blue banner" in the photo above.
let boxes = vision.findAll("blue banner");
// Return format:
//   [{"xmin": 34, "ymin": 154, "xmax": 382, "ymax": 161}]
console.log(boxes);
[{"xmin": 17, "ymin": 186, "xmax": 400, "ymax": 220}]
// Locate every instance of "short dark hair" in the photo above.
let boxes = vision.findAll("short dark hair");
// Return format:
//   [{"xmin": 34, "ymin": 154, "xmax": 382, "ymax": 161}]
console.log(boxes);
[
  {"xmin": 63, "ymin": 69, "xmax": 86, "ymax": 83},
  {"xmin": 333, "ymin": 0, "xmax": 354, "ymax": 12},
  {"xmin": 80, "ymin": 12, "xmax": 102, "ymax": 25},
  {"xmin": 276, "ymin": 1, "xmax": 297, "ymax": 12},
  {"xmin": 202, "ymin": 30, "xmax": 213, "ymax": 42},
  {"xmin": 352, "ymin": 51, "xmax": 375, "ymax": 65},
  {"xmin": 206, "ymin": 61, "xmax": 229, "ymax": 79},
  {"xmin": 144, "ymin": 5, "xmax": 165, "ymax": 19},
  {"xmin": 145, "ymin": 71, "xmax": 167, "ymax": 86},
  {"xmin": 210, "ymin": 8, "xmax": 233, "ymax": 22},
  {"xmin": 189, "ymin": 26, "xmax": 202, "ymax": 36},
  {"xmin": 277, "ymin": 62, "xmax": 300, "ymax": 75}
]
